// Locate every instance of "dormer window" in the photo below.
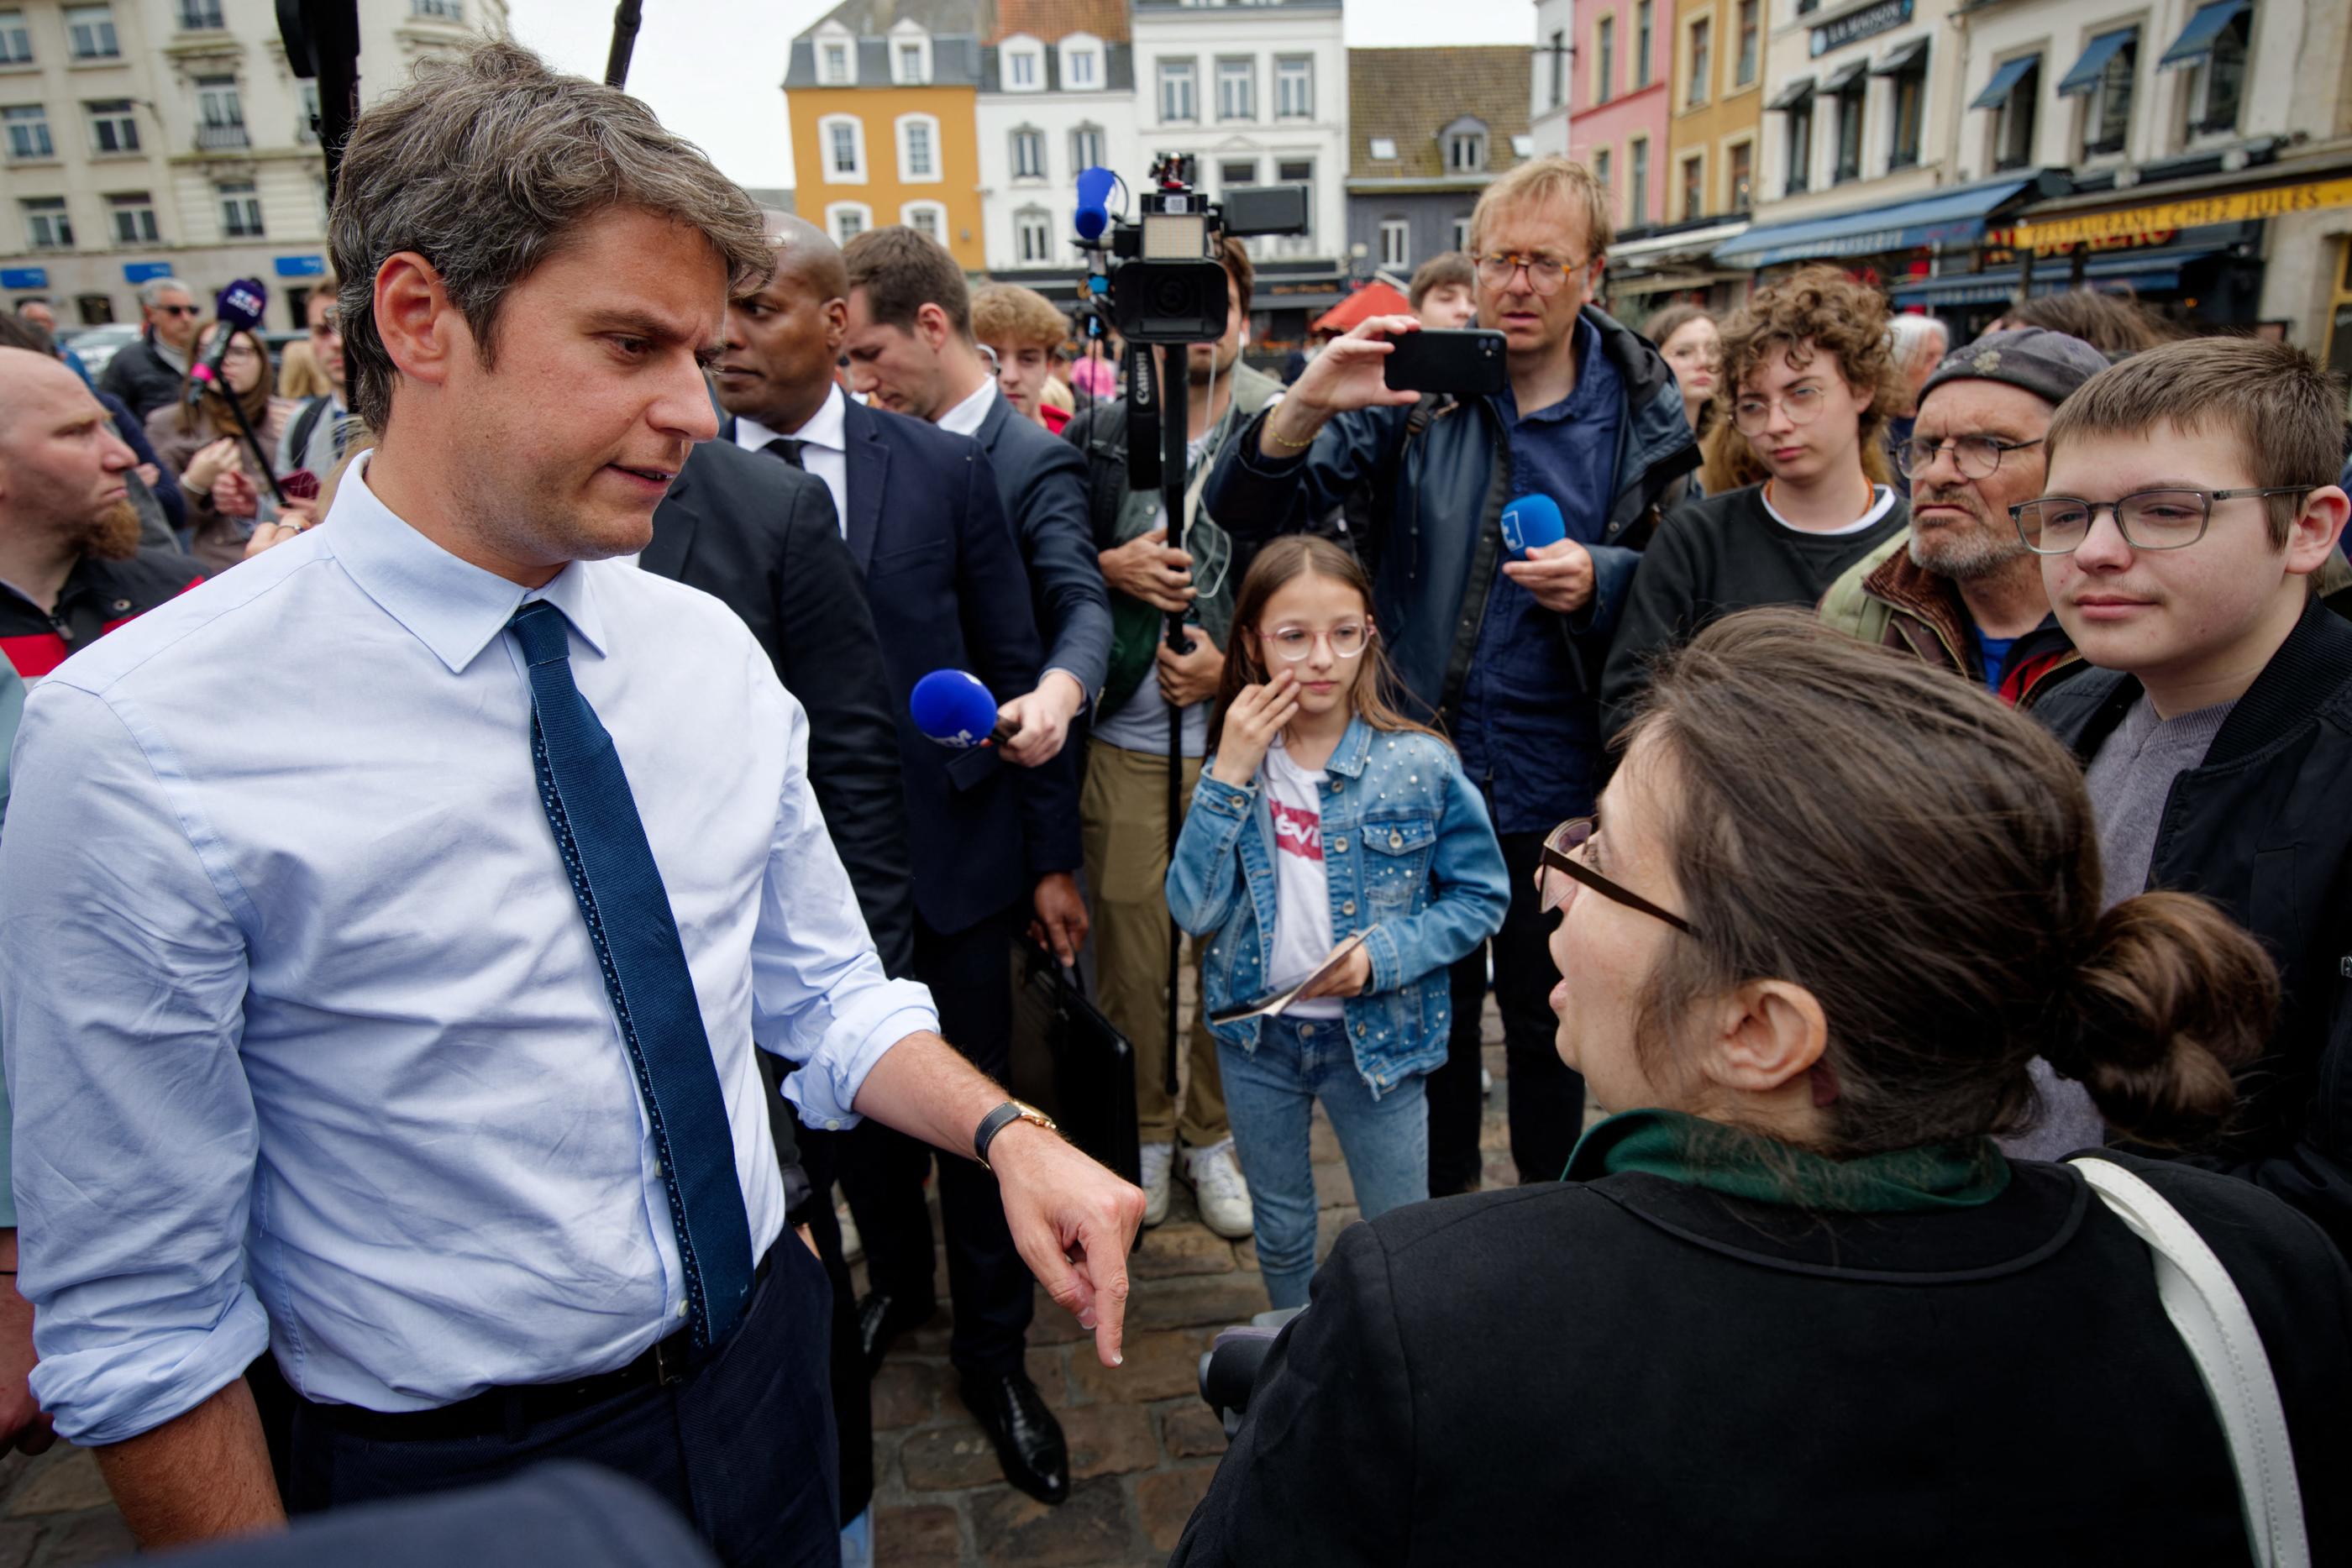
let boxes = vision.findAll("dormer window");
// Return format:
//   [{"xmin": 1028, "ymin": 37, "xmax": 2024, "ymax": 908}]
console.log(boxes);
[
  {"xmin": 1059, "ymin": 34, "xmax": 1103, "ymax": 91},
  {"xmin": 890, "ymin": 24, "xmax": 932, "ymax": 86},
  {"xmin": 1369, "ymin": 137, "xmax": 1398, "ymax": 160},
  {"xmin": 1446, "ymin": 126, "xmax": 1488, "ymax": 173},
  {"xmin": 818, "ymin": 29, "xmax": 854, "ymax": 85},
  {"xmin": 1002, "ymin": 34, "xmax": 1044, "ymax": 93}
]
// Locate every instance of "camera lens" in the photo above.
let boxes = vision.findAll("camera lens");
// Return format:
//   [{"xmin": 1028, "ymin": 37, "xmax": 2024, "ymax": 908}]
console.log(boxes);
[{"xmin": 1152, "ymin": 275, "xmax": 1195, "ymax": 316}]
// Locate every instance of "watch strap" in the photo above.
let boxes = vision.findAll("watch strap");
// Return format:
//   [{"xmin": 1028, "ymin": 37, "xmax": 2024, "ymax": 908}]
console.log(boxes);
[{"xmin": 974, "ymin": 1100, "xmax": 1050, "ymax": 1168}]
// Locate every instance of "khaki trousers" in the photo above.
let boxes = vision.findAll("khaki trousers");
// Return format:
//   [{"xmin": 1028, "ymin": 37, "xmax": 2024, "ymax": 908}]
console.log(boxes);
[{"xmin": 1080, "ymin": 740, "xmax": 1228, "ymax": 1149}]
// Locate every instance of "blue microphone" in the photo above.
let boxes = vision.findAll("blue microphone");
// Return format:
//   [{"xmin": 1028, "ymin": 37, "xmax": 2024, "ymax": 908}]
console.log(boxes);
[
  {"xmin": 1074, "ymin": 166, "xmax": 1119, "ymax": 241},
  {"xmin": 186, "ymin": 276, "xmax": 268, "ymax": 405},
  {"xmin": 1500, "ymin": 494, "xmax": 1566, "ymax": 559},
  {"xmin": 911, "ymin": 669, "xmax": 1018, "ymax": 748}
]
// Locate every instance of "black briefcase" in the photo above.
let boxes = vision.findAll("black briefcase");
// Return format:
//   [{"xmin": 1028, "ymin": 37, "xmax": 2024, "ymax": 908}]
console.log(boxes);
[{"xmin": 1011, "ymin": 940, "xmax": 1141, "ymax": 1188}]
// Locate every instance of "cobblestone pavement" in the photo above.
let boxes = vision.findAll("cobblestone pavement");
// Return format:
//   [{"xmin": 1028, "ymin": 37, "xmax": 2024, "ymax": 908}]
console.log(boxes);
[
  {"xmin": 863, "ymin": 1003, "xmax": 1519, "ymax": 1568},
  {"xmin": 13, "ymin": 1003, "xmax": 1523, "ymax": 1568}
]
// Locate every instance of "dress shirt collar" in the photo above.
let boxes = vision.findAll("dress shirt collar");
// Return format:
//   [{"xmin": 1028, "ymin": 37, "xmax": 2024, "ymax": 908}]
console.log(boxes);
[
  {"xmin": 324, "ymin": 452, "xmax": 611, "ymax": 675},
  {"xmin": 734, "ymin": 384, "xmax": 847, "ymax": 454},
  {"xmin": 937, "ymin": 375, "xmax": 997, "ymax": 438}
]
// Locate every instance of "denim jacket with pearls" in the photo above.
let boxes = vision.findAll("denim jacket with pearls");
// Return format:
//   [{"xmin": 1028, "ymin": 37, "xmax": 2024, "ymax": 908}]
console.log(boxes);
[{"xmin": 1164, "ymin": 716, "xmax": 1510, "ymax": 1098}]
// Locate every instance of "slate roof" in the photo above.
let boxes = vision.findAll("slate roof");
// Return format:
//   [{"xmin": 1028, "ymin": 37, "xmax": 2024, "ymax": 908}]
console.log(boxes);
[
  {"xmin": 1347, "ymin": 46, "xmax": 1534, "ymax": 181},
  {"xmin": 980, "ymin": 40, "xmax": 1135, "ymax": 92},
  {"xmin": 785, "ymin": 0, "xmax": 987, "ymax": 88}
]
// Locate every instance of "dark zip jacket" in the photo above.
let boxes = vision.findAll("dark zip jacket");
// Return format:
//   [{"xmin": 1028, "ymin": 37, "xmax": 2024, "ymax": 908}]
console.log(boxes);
[
  {"xmin": 1200, "ymin": 307, "xmax": 1696, "ymax": 758},
  {"xmin": 2029, "ymin": 596, "xmax": 2352, "ymax": 1257}
]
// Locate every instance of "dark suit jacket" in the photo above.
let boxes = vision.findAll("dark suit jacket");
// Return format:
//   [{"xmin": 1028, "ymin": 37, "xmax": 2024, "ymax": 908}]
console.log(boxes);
[
  {"xmin": 973, "ymin": 391, "xmax": 1111, "ymax": 701},
  {"xmin": 839, "ymin": 396, "xmax": 1082, "ymax": 935},
  {"xmin": 643, "ymin": 439, "xmax": 916, "ymax": 978}
]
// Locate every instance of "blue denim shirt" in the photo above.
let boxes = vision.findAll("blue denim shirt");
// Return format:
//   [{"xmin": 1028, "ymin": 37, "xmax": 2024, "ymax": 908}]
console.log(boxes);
[{"xmin": 1165, "ymin": 716, "xmax": 1510, "ymax": 1098}]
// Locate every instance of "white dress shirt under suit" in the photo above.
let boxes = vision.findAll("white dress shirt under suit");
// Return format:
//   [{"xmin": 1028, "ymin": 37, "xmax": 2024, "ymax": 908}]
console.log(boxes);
[
  {"xmin": 0, "ymin": 459, "xmax": 937, "ymax": 1446},
  {"xmin": 732, "ymin": 383, "xmax": 848, "ymax": 537}
]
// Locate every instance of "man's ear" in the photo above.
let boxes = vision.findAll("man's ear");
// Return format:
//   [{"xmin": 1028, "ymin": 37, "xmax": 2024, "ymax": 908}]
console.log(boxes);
[
  {"xmin": 2285, "ymin": 485, "xmax": 2349, "ymax": 577},
  {"xmin": 916, "ymin": 302, "xmax": 955, "ymax": 354},
  {"xmin": 821, "ymin": 296, "xmax": 848, "ymax": 354},
  {"xmin": 1701, "ymin": 978, "xmax": 1829, "ymax": 1098},
  {"xmin": 371, "ymin": 251, "xmax": 465, "ymax": 397}
]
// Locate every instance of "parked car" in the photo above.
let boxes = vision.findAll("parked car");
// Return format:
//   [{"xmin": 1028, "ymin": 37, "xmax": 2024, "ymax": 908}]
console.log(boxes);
[{"xmin": 60, "ymin": 323, "xmax": 141, "ymax": 380}]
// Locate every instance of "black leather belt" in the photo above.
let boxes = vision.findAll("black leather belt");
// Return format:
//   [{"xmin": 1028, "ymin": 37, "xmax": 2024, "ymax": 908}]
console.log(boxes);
[{"xmin": 299, "ymin": 1249, "xmax": 774, "ymax": 1444}]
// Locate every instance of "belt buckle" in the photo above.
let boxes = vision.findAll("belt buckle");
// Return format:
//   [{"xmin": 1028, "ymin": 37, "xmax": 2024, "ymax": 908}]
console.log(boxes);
[{"xmin": 653, "ymin": 1329, "xmax": 689, "ymax": 1387}]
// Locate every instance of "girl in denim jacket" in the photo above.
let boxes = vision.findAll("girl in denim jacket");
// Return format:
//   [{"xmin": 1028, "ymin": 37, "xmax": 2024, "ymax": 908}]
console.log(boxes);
[{"xmin": 1167, "ymin": 538, "xmax": 1509, "ymax": 1308}]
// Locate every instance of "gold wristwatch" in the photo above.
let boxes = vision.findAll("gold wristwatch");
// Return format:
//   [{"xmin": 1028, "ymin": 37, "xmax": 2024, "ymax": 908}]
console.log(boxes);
[{"xmin": 974, "ymin": 1099, "xmax": 1059, "ymax": 1169}]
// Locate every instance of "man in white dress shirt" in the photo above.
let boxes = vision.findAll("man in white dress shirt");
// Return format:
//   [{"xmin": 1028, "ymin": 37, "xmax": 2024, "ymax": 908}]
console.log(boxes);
[{"xmin": 0, "ymin": 42, "xmax": 1141, "ymax": 1565}]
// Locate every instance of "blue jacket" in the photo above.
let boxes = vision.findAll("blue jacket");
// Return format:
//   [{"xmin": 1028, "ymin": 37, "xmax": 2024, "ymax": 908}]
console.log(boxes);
[{"xmin": 1165, "ymin": 717, "xmax": 1509, "ymax": 1096}]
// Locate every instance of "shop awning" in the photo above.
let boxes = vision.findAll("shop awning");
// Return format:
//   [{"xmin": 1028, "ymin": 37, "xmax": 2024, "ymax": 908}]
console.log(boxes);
[
  {"xmin": 2160, "ymin": 0, "xmax": 2249, "ymax": 69},
  {"xmin": 1871, "ymin": 36, "xmax": 1929, "ymax": 76},
  {"xmin": 2059, "ymin": 29, "xmax": 2137, "ymax": 96},
  {"xmin": 1767, "ymin": 76, "xmax": 1815, "ymax": 111},
  {"xmin": 1823, "ymin": 59, "xmax": 1869, "ymax": 94},
  {"xmin": 1713, "ymin": 176, "xmax": 2038, "ymax": 269},
  {"xmin": 1970, "ymin": 54, "xmax": 2040, "ymax": 111},
  {"xmin": 1312, "ymin": 281, "xmax": 1410, "ymax": 333},
  {"xmin": 1608, "ymin": 218, "xmax": 1752, "ymax": 265},
  {"xmin": 1888, "ymin": 245, "xmax": 2231, "ymax": 307}
]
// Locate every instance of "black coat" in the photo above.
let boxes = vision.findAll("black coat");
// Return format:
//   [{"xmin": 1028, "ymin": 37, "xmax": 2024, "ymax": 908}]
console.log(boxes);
[
  {"xmin": 971, "ymin": 391, "xmax": 1111, "ymax": 702},
  {"xmin": 643, "ymin": 439, "xmax": 915, "ymax": 979},
  {"xmin": 96, "ymin": 333, "xmax": 186, "ymax": 422},
  {"xmin": 2032, "ymin": 597, "xmax": 2352, "ymax": 1257},
  {"xmin": 837, "ymin": 397, "xmax": 1080, "ymax": 935},
  {"xmin": 1173, "ymin": 1155, "xmax": 2352, "ymax": 1565}
]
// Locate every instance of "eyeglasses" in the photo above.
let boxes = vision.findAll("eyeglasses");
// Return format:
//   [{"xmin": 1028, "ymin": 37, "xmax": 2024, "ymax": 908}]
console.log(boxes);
[
  {"xmin": 1896, "ymin": 434, "xmax": 2045, "ymax": 480},
  {"xmin": 2009, "ymin": 486, "xmax": 2317, "ymax": 555},
  {"xmin": 153, "ymin": 304, "xmax": 198, "ymax": 317},
  {"xmin": 1258, "ymin": 622, "xmax": 1373, "ymax": 662},
  {"xmin": 1474, "ymin": 253, "xmax": 1588, "ymax": 296},
  {"xmin": 1730, "ymin": 385, "xmax": 1827, "ymax": 436},
  {"xmin": 1535, "ymin": 816, "xmax": 1692, "ymax": 932}
]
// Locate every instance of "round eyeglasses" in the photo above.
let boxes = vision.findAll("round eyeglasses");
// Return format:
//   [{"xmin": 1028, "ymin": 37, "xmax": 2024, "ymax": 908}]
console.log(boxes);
[
  {"xmin": 1258, "ymin": 623, "xmax": 1373, "ymax": 662},
  {"xmin": 1534, "ymin": 816, "xmax": 1692, "ymax": 931},
  {"xmin": 1474, "ymin": 254, "xmax": 1587, "ymax": 296},
  {"xmin": 1730, "ymin": 385, "xmax": 1826, "ymax": 436}
]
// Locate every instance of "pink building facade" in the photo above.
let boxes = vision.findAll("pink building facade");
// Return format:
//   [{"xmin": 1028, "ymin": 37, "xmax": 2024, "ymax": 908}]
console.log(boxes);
[{"xmin": 1567, "ymin": 0, "xmax": 1676, "ymax": 237}]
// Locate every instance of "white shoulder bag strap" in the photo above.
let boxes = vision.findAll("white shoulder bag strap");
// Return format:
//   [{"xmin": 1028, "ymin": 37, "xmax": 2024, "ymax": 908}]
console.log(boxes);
[{"xmin": 2071, "ymin": 1155, "xmax": 2309, "ymax": 1568}]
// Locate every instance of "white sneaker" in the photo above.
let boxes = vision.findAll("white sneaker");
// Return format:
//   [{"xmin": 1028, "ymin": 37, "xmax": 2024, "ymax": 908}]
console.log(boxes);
[
  {"xmin": 1140, "ymin": 1141, "xmax": 1176, "ymax": 1228},
  {"xmin": 1184, "ymin": 1137, "xmax": 1255, "ymax": 1240}
]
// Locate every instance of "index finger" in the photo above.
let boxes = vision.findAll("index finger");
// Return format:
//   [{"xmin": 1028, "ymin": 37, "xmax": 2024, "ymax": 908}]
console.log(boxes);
[{"xmin": 1072, "ymin": 1209, "xmax": 1137, "ymax": 1367}]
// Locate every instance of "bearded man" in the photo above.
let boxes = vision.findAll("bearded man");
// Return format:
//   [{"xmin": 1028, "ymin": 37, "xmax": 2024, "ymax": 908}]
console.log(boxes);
[{"xmin": 0, "ymin": 347, "xmax": 199, "ymax": 680}]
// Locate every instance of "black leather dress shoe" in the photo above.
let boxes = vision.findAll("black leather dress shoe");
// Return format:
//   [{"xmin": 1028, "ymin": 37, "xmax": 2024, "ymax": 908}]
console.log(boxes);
[
  {"xmin": 856, "ymin": 1290, "xmax": 934, "ymax": 1376},
  {"xmin": 960, "ymin": 1370, "xmax": 1069, "ymax": 1505}
]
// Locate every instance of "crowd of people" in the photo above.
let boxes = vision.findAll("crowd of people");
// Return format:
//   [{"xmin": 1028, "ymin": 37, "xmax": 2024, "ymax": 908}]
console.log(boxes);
[{"xmin": 0, "ymin": 34, "xmax": 2347, "ymax": 1568}]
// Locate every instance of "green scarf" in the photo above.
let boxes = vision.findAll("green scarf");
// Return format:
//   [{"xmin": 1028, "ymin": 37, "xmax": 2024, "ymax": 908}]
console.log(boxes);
[{"xmin": 1564, "ymin": 1107, "xmax": 2011, "ymax": 1214}]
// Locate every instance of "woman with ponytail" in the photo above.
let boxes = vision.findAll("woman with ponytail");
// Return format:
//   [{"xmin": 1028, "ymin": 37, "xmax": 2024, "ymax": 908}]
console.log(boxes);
[{"xmin": 1176, "ymin": 610, "xmax": 2352, "ymax": 1567}]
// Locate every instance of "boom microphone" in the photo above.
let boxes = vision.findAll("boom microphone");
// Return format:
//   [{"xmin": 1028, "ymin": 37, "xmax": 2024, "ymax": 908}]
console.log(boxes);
[
  {"xmin": 911, "ymin": 669, "xmax": 1020, "ymax": 749},
  {"xmin": 1500, "ymin": 493, "xmax": 1566, "ymax": 559}
]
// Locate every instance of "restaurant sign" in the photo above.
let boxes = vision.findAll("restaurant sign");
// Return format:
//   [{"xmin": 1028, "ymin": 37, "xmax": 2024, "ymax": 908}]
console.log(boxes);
[
  {"xmin": 1810, "ymin": 0, "xmax": 1913, "ymax": 58},
  {"xmin": 2013, "ymin": 177, "xmax": 2352, "ymax": 251}
]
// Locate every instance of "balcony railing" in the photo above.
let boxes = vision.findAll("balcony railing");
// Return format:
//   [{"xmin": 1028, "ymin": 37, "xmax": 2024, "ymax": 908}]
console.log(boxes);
[{"xmin": 196, "ymin": 120, "xmax": 249, "ymax": 150}]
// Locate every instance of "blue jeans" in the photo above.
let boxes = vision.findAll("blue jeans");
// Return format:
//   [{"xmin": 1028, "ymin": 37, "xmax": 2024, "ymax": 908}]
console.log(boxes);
[{"xmin": 1219, "ymin": 1014, "xmax": 1430, "ymax": 1308}]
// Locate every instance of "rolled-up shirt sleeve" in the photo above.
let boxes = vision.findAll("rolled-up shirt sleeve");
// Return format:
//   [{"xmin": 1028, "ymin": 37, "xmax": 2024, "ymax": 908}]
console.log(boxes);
[
  {"xmin": 748, "ymin": 683, "xmax": 937, "ymax": 1130},
  {"xmin": 1, "ymin": 683, "xmax": 270, "ymax": 1446}
]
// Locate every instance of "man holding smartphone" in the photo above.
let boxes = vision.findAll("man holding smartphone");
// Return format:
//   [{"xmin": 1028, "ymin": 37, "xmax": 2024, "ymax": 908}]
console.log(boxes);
[{"xmin": 1200, "ymin": 155, "xmax": 1696, "ymax": 1195}]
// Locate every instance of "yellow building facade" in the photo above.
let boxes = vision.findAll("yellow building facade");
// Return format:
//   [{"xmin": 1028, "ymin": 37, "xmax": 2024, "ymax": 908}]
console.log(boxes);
[
  {"xmin": 1667, "ymin": 0, "xmax": 1764, "ymax": 222},
  {"xmin": 787, "ymin": 8, "xmax": 988, "ymax": 270}
]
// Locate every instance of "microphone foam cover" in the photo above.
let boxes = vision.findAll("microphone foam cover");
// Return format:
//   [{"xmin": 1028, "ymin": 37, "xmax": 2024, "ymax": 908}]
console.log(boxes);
[
  {"xmin": 910, "ymin": 669, "xmax": 1000, "ymax": 748},
  {"xmin": 1500, "ymin": 494, "xmax": 1567, "ymax": 559},
  {"xmin": 214, "ymin": 278, "xmax": 268, "ymax": 334},
  {"xmin": 1074, "ymin": 166, "xmax": 1118, "ymax": 240}
]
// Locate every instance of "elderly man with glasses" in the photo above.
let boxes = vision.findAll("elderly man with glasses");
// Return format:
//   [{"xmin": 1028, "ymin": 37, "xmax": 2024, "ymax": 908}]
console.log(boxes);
[
  {"xmin": 1820, "ymin": 326, "xmax": 2111, "ymax": 707},
  {"xmin": 98, "ymin": 279, "xmax": 202, "ymax": 421},
  {"xmin": 1201, "ymin": 155, "xmax": 1698, "ymax": 1194}
]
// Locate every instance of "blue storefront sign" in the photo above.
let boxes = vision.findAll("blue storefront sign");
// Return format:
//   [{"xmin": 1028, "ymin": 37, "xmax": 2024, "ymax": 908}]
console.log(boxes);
[
  {"xmin": 123, "ymin": 261, "xmax": 176, "ymax": 284},
  {"xmin": 1811, "ymin": 0, "xmax": 1913, "ymax": 57},
  {"xmin": 274, "ymin": 255, "xmax": 325, "ymax": 278},
  {"xmin": 0, "ymin": 267, "xmax": 47, "ymax": 291}
]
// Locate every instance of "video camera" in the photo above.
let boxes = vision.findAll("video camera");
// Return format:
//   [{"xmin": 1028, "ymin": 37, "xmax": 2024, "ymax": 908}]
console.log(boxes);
[{"xmin": 1072, "ymin": 154, "xmax": 1309, "ymax": 495}]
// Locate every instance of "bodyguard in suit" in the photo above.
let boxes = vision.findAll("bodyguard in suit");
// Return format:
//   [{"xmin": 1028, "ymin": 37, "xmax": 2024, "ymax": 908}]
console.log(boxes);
[
  {"xmin": 0, "ymin": 45, "xmax": 1144, "ymax": 1560},
  {"xmin": 643, "ymin": 437, "xmax": 908, "ymax": 1533},
  {"xmin": 714, "ymin": 218, "xmax": 1088, "ymax": 1504}
]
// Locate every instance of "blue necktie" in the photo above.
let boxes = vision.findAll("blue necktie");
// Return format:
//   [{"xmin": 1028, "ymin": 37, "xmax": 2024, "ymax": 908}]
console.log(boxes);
[{"xmin": 509, "ymin": 599, "xmax": 755, "ymax": 1348}]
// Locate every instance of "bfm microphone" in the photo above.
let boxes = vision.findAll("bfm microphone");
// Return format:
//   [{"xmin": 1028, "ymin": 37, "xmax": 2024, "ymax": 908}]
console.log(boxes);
[
  {"xmin": 185, "ymin": 277, "xmax": 269, "ymax": 406},
  {"xmin": 1074, "ymin": 166, "xmax": 1119, "ymax": 241},
  {"xmin": 1500, "ymin": 493, "xmax": 1567, "ymax": 559},
  {"xmin": 910, "ymin": 669, "xmax": 1021, "ymax": 749}
]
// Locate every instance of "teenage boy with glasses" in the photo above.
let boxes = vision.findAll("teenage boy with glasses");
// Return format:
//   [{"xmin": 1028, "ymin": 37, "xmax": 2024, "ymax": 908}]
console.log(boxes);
[
  {"xmin": 2023, "ymin": 337, "xmax": 2352, "ymax": 1254},
  {"xmin": 1201, "ymin": 155, "xmax": 1697, "ymax": 1193},
  {"xmin": 1819, "ymin": 327, "xmax": 2109, "ymax": 705},
  {"xmin": 1603, "ymin": 265, "xmax": 1908, "ymax": 741}
]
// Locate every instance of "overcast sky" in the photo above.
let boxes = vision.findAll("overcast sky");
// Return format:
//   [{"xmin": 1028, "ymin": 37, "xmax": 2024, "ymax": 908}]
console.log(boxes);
[{"xmin": 503, "ymin": 0, "xmax": 1536, "ymax": 190}]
